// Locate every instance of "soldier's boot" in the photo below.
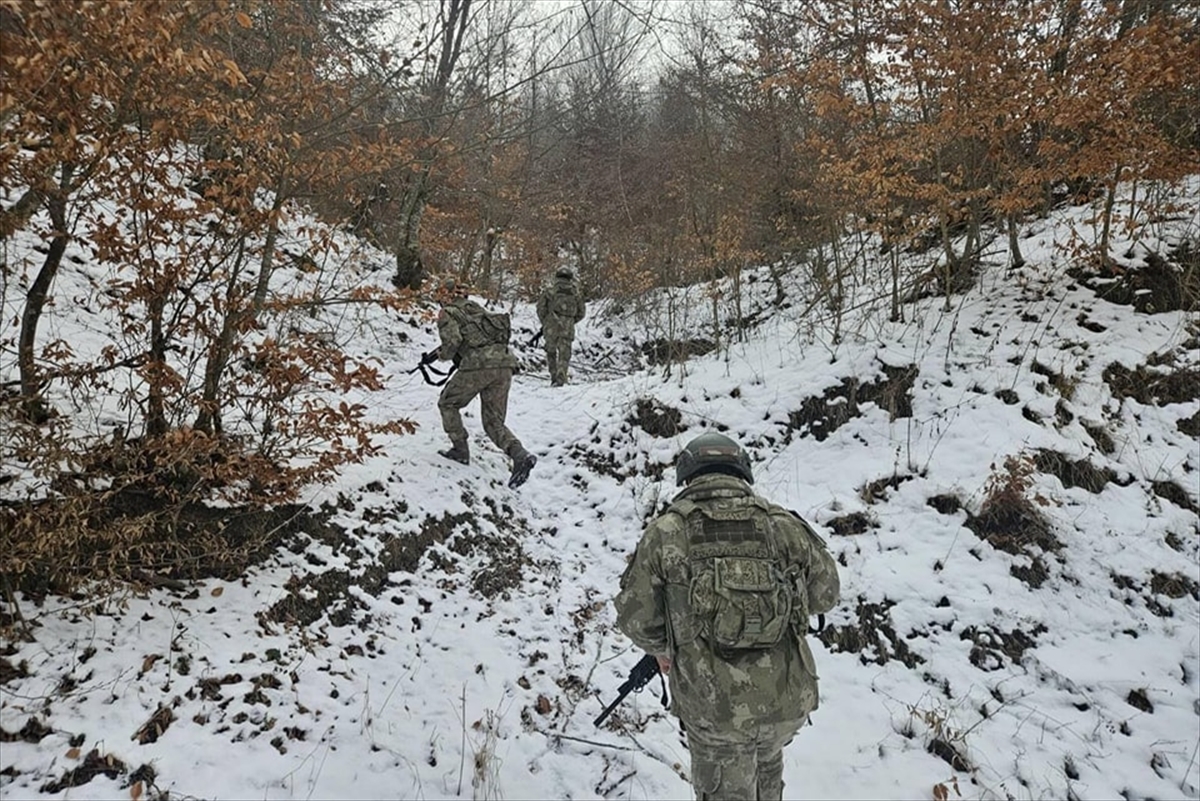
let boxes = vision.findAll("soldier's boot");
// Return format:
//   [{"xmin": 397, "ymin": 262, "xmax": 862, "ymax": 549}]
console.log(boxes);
[
  {"xmin": 507, "ymin": 447, "xmax": 537, "ymax": 488},
  {"xmin": 439, "ymin": 440, "xmax": 470, "ymax": 465}
]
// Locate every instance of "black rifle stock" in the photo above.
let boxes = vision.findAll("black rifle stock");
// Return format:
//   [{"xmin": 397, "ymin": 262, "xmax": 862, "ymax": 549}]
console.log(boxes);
[
  {"xmin": 406, "ymin": 350, "xmax": 459, "ymax": 386},
  {"xmin": 593, "ymin": 653, "xmax": 665, "ymax": 727}
]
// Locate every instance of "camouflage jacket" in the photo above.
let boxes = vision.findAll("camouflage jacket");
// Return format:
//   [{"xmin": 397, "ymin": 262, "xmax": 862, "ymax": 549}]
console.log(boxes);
[
  {"xmin": 437, "ymin": 298, "xmax": 517, "ymax": 371},
  {"xmin": 536, "ymin": 277, "xmax": 586, "ymax": 339},
  {"xmin": 614, "ymin": 474, "xmax": 840, "ymax": 729}
]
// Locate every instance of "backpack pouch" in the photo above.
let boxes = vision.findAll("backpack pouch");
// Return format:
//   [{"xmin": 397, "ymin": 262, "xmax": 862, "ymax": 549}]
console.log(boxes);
[
  {"xmin": 682, "ymin": 500, "xmax": 794, "ymax": 654},
  {"xmin": 711, "ymin": 556, "xmax": 791, "ymax": 649}
]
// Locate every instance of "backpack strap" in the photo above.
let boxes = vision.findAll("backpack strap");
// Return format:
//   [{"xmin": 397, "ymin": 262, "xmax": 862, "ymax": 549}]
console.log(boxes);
[{"xmin": 444, "ymin": 301, "xmax": 490, "ymax": 349}]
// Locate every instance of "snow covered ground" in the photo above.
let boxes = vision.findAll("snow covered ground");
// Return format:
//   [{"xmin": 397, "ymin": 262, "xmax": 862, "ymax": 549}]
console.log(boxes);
[{"xmin": 2, "ymin": 181, "xmax": 1198, "ymax": 801}]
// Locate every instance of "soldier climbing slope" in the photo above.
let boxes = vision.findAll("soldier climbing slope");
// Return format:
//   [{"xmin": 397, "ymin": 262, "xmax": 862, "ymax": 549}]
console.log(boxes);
[
  {"xmin": 615, "ymin": 433, "xmax": 840, "ymax": 800},
  {"xmin": 431, "ymin": 278, "xmax": 537, "ymax": 488},
  {"xmin": 536, "ymin": 265, "xmax": 586, "ymax": 386}
]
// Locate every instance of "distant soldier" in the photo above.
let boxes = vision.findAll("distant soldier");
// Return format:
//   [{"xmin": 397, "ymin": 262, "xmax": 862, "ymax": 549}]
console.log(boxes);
[
  {"xmin": 614, "ymin": 433, "xmax": 840, "ymax": 801},
  {"xmin": 536, "ymin": 266, "xmax": 587, "ymax": 386},
  {"xmin": 433, "ymin": 279, "xmax": 537, "ymax": 488}
]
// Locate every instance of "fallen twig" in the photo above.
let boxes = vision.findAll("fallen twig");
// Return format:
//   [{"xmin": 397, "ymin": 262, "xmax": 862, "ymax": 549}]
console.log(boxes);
[{"xmin": 543, "ymin": 730, "xmax": 639, "ymax": 752}]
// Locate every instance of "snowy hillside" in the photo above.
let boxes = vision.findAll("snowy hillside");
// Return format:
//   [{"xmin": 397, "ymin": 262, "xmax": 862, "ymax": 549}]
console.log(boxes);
[{"xmin": 2, "ymin": 180, "xmax": 1198, "ymax": 801}]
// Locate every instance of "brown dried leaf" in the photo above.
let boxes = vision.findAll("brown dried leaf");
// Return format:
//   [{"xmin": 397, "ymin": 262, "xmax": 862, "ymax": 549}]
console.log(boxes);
[
  {"xmin": 130, "ymin": 780, "xmax": 143, "ymax": 801},
  {"xmin": 210, "ymin": 586, "xmax": 224, "ymax": 597},
  {"xmin": 66, "ymin": 747, "xmax": 81, "ymax": 759},
  {"xmin": 235, "ymin": 11, "xmax": 252, "ymax": 28}
]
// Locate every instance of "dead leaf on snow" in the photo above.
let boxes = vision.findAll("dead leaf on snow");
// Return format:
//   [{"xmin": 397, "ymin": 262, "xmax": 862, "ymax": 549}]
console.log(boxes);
[{"xmin": 132, "ymin": 706, "xmax": 175, "ymax": 745}]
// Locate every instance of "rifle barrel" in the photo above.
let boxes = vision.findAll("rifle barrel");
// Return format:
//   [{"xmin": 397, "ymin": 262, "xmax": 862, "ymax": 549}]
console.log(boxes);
[{"xmin": 593, "ymin": 690, "xmax": 630, "ymax": 727}]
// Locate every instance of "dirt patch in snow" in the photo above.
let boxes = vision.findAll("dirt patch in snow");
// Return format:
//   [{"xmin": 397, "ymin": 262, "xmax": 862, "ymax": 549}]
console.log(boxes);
[
  {"xmin": 261, "ymin": 506, "xmax": 537, "ymax": 628},
  {"xmin": 964, "ymin": 499, "xmax": 1061, "ymax": 589},
  {"xmin": 817, "ymin": 596, "xmax": 925, "ymax": 668},
  {"xmin": 960, "ymin": 622, "xmax": 1047, "ymax": 671},
  {"xmin": 629, "ymin": 397, "xmax": 686, "ymax": 438},
  {"xmin": 825, "ymin": 511, "xmax": 876, "ymax": 537},
  {"xmin": 1152, "ymin": 479, "xmax": 1199, "ymax": 515},
  {"xmin": 1103, "ymin": 360, "xmax": 1200, "ymax": 407},
  {"xmin": 640, "ymin": 337, "xmax": 717, "ymax": 366},
  {"xmin": 1069, "ymin": 246, "xmax": 1199, "ymax": 313},
  {"xmin": 1111, "ymin": 570, "xmax": 1198, "ymax": 617},
  {"xmin": 1033, "ymin": 449, "xmax": 1121, "ymax": 493},
  {"xmin": 786, "ymin": 362, "xmax": 917, "ymax": 442}
]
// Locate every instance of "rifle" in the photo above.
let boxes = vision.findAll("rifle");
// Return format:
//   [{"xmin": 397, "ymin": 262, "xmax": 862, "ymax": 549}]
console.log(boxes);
[
  {"xmin": 407, "ymin": 349, "xmax": 459, "ymax": 386},
  {"xmin": 593, "ymin": 653, "xmax": 667, "ymax": 727}
]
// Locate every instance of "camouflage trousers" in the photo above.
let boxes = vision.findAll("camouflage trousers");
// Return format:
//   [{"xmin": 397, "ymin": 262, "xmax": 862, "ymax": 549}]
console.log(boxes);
[
  {"xmin": 543, "ymin": 334, "xmax": 574, "ymax": 386},
  {"xmin": 684, "ymin": 717, "xmax": 802, "ymax": 801},
  {"xmin": 438, "ymin": 366, "xmax": 524, "ymax": 458}
]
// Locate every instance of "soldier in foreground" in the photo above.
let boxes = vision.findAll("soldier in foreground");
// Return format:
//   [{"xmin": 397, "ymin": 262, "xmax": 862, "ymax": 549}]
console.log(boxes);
[
  {"xmin": 614, "ymin": 433, "xmax": 840, "ymax": 800},
  {"xmin": 535, "ymin": 265, "xmax": 586, "ymax": 386},
  {"xmin": 432, "ymin": 279, "xmax": 537, "ymax": 488}
]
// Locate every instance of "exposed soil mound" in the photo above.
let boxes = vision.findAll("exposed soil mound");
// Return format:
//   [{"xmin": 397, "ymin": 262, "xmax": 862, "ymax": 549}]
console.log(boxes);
[
  {"xmin": 0, "ymin": 499, "xmax": 335, "ymax": 601},
  {"xmin": 262, "ymin": 508, "xmax": 535, "ymax": 629},
  {"xmin": 1151, "ymin": 480, "xmax": 1199, "ymax": 515},
  {"xmin": 960, "ymin": 622, "xmax": 1047, "ymax": 671},
  {"xmin": 39, "ymin": 750, "xmax": 127, "ymax": 794},
  {"xmin": 629, "ymin": 397, "xmax": 686, "ymax": 438},
  {"xmin": 965, "ymin": 492, "xmax": 1061, "ymax": 589},
  {"xmin": 1178, "ymin": 410, "xmax": 1200, "ymax": 437},
  {"xmin": 825, "ymin": 511, "xmax": 876, "ymax": 537},
  {"xmin": 787, "ymin": 362, "xmax": 917, "ymax": 442},
  {"xmin": 641, "ymin": 337, "xmax": 716, "ymax": 366},
  {"xmin": 817, "ymin": 596, "xmax": 925, "ymax": 668},
  {"xmin": 859, "ymin": 473, "xmax": 915, "ymax": 504},
  {"xmin": 927, "ymin": 494, "xmax": 963, "ymax": 515},
  {"xmin": 1033, "ymin": 449, "xmax": 1121, "ymax": 493},
  {"xmin": 1104, "ymin": 360, "xmax": 1200, "ymax": 406},
  {"xmin": 1112, "ymin": 569, "xmax": 1198, "ymax": 617},
  {"xmin": 1070, "ymin": 247, "xmax": 1199, "ymax": 313}
]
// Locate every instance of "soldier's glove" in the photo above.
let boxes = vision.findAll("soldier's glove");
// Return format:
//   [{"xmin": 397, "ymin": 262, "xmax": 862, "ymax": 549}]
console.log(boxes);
[{"xmin": 421, "ymin": 349, "xmax": 440, "ymax": 365}]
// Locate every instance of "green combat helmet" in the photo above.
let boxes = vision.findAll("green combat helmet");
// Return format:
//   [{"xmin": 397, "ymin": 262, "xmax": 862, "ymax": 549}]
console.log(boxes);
[
  {"xmin": 435, "ymin": 276, "xmax": 468, "ymax": 301},
  {"xmin": 675, "ymin": 432, "xmax": 754, "ymax": 486}
]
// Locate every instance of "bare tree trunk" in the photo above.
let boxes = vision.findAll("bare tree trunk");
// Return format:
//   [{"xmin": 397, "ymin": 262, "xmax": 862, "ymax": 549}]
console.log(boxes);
[
  {"xmin": 17, "ymin": 163, "xmax": 73, "ymax": 421},
  {"xmin": 195, "ymin": 236, "xmax": 248, "ymax": 434},
  {"xmin": 890, "ymin": 248, "xmax": 902, "ymax": 323},
  {"xmin": 146, "ymin": 289, "xmax": 169, "ymax": 438},
  {"xmin": 733, "ymin": 260, "xmax": 744, "ymax": 344},
  {"xmin": 393, "ymin": 0, "xmax": 473, "ymax": 290},
  {"xmin": 196, "ymin": 171, "xmax": 284, "ymax": 434},
  {"xmin": 393, "ymin": 176, "xmax": 428, "ymax": 289},
  {"xmin": 1007, "ymin": 211, "xmax": 1025, "ymax": 269},
  {"xmin": 478, "ymin": 225, "xmax": 498, "ymax": 290},
  {"xmin": 1099, "ymin": 164, "xmax": 1123, "ymax": 268},
  {"xmin": 710, "ymin": 290, "xmax": 720, "ymax": 353}
]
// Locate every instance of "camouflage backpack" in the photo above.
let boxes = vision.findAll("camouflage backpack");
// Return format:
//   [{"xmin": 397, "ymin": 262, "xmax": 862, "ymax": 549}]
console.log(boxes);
[
  {"xmin": 450, "ymin": 301, "xmax": 511, "ymax": 349},
  {"xmin": 551, "ymin": 284, "xmax": 578, "ymax": 318},
  {"xmin": 670, "ymin": 496, "xmax": 801, "ymax": 655}
]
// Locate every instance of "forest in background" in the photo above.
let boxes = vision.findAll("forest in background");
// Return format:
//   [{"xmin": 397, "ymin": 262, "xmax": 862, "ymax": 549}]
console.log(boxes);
[{"xmin": 1, "ymin": 0, "xmax": 1197, "ymax": 601}]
